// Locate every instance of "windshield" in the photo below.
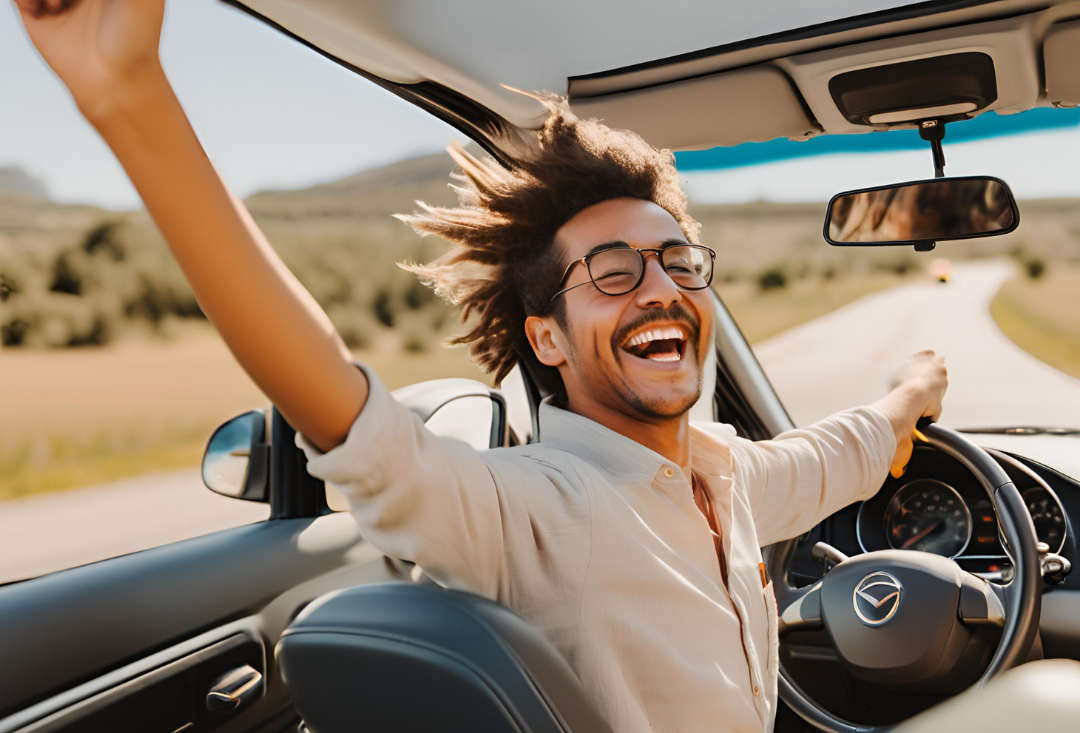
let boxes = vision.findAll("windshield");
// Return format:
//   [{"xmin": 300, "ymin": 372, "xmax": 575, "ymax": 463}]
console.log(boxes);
[{"xmin": 682, "ymin": 114, "xmax": 1080, "ymax": 431}]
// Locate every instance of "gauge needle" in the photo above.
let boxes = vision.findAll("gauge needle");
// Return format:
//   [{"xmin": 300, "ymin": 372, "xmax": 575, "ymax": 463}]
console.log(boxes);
[{"xmin": 901, "ymin": 522, "xmax": 941, "ymax": 549}]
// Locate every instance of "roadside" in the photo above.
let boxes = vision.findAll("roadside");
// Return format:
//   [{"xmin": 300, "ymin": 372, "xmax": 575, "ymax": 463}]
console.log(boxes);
[
  {"xmin": 0, "ymin": 322, "xmax": 485, "ymax": 501},
  {"xmin": 718, "ymin": 272, "xmax": 920, "ymax": 344},
  {"xmin": 990, "ymin": 263, "xmax": 1080, "ymax": 380}
]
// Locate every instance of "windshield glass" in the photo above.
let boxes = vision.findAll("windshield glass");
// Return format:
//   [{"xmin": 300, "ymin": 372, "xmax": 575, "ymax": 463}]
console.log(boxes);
[{"xmin": 682, "ymin": 113, "xmax": 1080, "ymax": 431}]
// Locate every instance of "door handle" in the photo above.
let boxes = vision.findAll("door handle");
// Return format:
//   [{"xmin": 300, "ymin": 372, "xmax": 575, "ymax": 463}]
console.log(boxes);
[{"xmin": 206, "ymin": 664, "xmax": 263, "ymax": 711}]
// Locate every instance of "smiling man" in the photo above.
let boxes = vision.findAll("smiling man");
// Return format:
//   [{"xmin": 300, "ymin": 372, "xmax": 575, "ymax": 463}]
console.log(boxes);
[
  {"xmin": 16, "ymin": 2, "xmax": 946, "ymax": 731},
  {"xmin": 295, "ymin": 100, "xmax": 948, "ymax": 732}
]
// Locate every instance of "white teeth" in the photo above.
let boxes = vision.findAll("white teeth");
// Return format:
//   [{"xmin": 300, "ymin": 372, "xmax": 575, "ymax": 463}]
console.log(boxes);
[
  {"xmin": 624, "ymin": 325, "xmax": 687, "ymax": 348},
  {"xmin": 646, "ymin": 351, "xmax": 681, "ymax": 363}
]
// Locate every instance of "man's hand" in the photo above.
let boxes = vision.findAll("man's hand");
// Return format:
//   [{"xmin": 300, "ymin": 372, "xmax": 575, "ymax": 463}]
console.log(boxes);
[
  {"xmin": 13, "ymin": 0, "xmax": 167, "ymax": 121},
  {"xmin": 872, "ymin": 350, "xmax": 949, "ymax": 478}
]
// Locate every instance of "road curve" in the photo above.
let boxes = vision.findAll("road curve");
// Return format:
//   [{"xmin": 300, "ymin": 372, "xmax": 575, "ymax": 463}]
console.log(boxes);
[{"xmin": 753, "ymin": 259, "xmax": 1080, "ymax": 430}]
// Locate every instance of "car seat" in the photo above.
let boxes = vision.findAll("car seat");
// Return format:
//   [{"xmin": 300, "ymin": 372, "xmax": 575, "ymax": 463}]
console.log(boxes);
[{"xmin": 276, "ymin": 583, "xmax": 614, "ymax": 733}]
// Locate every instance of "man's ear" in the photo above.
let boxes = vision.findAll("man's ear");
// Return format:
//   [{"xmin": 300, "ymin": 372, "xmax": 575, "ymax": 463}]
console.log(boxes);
[{"xmin": 524, "ymin": 315, "xmax": 567, "ymax": 368}]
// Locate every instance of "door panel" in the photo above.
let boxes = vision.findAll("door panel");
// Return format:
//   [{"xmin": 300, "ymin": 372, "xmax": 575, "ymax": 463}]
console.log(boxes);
[{"xmin": 0, "ymin": 513, "xmax": 393, "ymax": 733}]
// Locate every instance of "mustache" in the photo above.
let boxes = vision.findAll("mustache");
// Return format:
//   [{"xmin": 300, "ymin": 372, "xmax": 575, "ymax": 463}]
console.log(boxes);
[{"xmin": 611, "ymin": 303, "xmax": 701, "ymax": 350}]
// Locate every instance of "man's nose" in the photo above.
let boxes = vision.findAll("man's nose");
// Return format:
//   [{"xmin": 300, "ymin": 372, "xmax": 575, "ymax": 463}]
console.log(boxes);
[{"xmin": 634, "ymin": 255, "xmax": 683, "ymax": 310}]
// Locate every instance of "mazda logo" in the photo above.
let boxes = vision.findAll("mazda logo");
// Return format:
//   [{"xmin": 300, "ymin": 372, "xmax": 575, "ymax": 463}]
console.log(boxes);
[{"xmin": 853, "ymin": 571, "xmax": 903, "ymax": 626}]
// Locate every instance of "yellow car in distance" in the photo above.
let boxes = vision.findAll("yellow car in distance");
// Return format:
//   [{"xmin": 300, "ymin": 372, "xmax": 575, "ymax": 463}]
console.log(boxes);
[{"xmin": 930, "ymin": 257, "xmax": 953, "ymax": 283}]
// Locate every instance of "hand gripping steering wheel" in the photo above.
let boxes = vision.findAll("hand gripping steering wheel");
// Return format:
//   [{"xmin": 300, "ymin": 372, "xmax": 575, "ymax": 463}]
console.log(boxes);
[{"xmin": 767, "ymin": 420, "xmax": 1042, "ymax": 732}]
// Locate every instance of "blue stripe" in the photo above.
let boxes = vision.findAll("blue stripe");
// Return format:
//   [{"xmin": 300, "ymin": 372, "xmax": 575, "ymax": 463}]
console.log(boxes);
[{"xmin": 674, "ymin": 107, "xmax": 1080, "ymax": 171}]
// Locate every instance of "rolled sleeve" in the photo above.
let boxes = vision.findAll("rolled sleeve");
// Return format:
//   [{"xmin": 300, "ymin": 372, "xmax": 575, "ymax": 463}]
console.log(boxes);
[
  {"xmin": 735, "ymin": 406, "xmax": 897, "ymax": 547},
  {"xmin": 294, "ymin": 365, "xmax": 505, "ymax": 598}
]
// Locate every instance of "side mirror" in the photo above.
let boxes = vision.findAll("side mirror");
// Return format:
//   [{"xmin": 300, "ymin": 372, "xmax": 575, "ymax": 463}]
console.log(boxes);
[
  {"xmin": 824, "ymin": 176, "xmax": 1018, "ymax": 252},
  {"xmin": 202, "ymin": 410, "xmax": 270, "ymax": 502}
]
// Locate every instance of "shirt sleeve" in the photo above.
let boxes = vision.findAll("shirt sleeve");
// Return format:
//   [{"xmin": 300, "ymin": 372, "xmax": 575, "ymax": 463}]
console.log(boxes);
[
  {"xmin": 732, "ymin": 406, "xmax": 897, "ymax": 547},
  {"xmin": 294, "ymin": 365, "xmax": 571, "ymax": 600}
]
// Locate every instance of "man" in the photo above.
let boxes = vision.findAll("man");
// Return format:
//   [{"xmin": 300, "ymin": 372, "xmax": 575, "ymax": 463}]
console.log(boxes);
[{"xmin": 17, "ymin": 2, "xmax": 946, "ymax": 731}]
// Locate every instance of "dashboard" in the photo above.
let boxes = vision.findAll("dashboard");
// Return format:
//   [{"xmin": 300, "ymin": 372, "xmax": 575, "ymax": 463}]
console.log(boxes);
[{"xmin": 790, "ymin": 444, "xmax": 1078, "ymax": 585}]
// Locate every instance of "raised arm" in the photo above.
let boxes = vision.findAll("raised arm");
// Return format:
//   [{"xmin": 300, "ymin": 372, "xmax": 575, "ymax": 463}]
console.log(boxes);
[
  {"xmin": 738, "ymin": 350, "xmax": 947, "ymax": 546},
  {"xmin": 15, "ymin": 0, "xmax": 366, "ymax": 452}
]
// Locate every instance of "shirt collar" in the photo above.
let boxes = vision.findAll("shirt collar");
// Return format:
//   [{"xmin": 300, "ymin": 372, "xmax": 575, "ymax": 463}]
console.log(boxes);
[{"xmin": 537, "ymin": 397, "xmax": 735, "ymax": 482}]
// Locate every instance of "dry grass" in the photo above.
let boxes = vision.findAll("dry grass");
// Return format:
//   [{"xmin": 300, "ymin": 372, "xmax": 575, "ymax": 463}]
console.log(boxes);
[
  {"xmin": 0, "ymin": 322, "xmax": 485, "ymax": 500},
  {"xmin": 990, "ymin": 265, "xmax": 1080, "ymax": 379}
]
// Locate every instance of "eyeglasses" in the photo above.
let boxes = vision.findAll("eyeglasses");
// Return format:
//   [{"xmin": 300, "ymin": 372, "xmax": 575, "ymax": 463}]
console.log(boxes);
[{"xmin": 550, "ymin": 243, "xmax": 716, "ymax": 301}]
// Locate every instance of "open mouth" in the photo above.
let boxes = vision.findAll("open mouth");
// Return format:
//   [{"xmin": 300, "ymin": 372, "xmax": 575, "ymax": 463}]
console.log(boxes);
[{"xmin": 620, "ymin": 325, "xmax": 690, "ymax": 364}]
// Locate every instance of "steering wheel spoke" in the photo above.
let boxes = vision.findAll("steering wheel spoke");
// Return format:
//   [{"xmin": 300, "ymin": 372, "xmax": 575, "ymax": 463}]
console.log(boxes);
[
  {"xmin": 958, "ymin": 571, "xmax": 1006, "ymax": 627},
  {"xmin": 777, "ymin": 581, "xmax": 823, "ymax": 636}
]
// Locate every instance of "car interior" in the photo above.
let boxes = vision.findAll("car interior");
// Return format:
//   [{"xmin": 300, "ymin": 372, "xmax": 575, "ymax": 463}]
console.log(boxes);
[{"xmin": 5, "ymin": 1, "xmax": 1080, "ymax": 732}]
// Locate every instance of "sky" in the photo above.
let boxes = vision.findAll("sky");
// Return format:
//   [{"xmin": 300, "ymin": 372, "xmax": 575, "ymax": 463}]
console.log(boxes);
[
  {"xmin": 4, "ymin": 0, "xmax": 1080, "ymax": 210},
  {"xmin": 1, "ymin": 0, "xmax": 459, "ymax": 210}
]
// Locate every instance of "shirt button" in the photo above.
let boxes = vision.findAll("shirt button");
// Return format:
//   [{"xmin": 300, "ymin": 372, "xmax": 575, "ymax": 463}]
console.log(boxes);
[
  {"xmin": 663, "ymin": 467, "xmax": 676, "ymax": 478},
  {"xmin": 753, "ymin": 685, "xmax": 760, "ymax": 697}
]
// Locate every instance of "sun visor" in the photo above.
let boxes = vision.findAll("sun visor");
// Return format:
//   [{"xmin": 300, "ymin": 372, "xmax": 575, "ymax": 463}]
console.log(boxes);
[
  {"xmin": 1044, "ymin": 20, "xmax": 1080, "ymax": 107},
  {"xmin": 570, "ymin": 67, "xmax": 819, "ymax": 151}
]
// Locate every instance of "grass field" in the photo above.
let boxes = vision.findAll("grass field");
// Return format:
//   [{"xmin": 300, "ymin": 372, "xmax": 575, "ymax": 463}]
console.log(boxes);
[
  {"xmin": 1, "ymin": 273, "xmax": 912, "ymax": 502},
  {"xmin": 0, "ymin": 323, "xmax": 485, "ymax": 500},
  {"xmin": 990, "ymin": 265, "xmax": 1080, "ymax": 379}
]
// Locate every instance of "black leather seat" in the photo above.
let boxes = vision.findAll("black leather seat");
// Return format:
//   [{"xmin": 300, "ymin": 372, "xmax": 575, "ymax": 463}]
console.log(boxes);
[{"xmin": 276, "ymin": 583, "xmax": 614, "ymax": 733}]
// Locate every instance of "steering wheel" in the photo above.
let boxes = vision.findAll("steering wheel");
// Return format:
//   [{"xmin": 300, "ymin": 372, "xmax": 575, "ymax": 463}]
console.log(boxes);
[{"xmin": 767, "ymin": 420, "xmax": 1042, "ymax": 732}]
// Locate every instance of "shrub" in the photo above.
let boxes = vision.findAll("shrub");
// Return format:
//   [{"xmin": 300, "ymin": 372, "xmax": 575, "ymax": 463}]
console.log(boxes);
[
  {"xmin": 373, "ymin": 287, "xmax": 395, "ymax": 327},
  {"xmin": 328, "ymin": 306, "xmax": 379, "ymax": 350},
  {"xmin": 398, "ymin": 312, "xmax": 435, "ymax": 353},
  {"xmin": 757, "ymin": 267, "xmax": 787, "ymax": 291}
]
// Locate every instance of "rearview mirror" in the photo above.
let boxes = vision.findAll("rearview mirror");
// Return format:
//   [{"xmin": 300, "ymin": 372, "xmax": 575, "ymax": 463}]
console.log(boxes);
[
  {"xmin": 202, "ymin": 410, "xmax": 270, "ymax": 502},
  {"xmin": 824, "ymin": 176, "xmax": 1018, "ymax": 251}
]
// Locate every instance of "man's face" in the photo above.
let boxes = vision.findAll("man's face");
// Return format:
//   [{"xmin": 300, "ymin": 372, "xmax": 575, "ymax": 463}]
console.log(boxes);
[{"xmin": 533, "ymin": 198, "xmax": 714, "ymax": 422}]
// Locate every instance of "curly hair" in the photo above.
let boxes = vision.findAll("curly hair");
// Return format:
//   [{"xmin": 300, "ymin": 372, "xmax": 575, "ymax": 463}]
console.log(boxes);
[{"xmin": 397, "ymin": 91, "xmax": 700, "ymax": 396}]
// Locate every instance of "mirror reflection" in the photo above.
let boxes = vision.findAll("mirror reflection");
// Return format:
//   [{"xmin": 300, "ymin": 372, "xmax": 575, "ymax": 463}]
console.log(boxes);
[
  {"xmin": 203, "ymin": 410, "xmax": 264, "ymax": 498},
  {"xmin": 827, "ymin": 177, "xmax": 1016, "ymax": 245}
]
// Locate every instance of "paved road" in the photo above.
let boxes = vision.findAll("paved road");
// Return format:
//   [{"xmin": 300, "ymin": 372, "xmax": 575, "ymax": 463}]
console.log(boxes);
[
  {"xmin": 6, "ymin": 259, "xmax": 1079, "ymax": 584},
  {"xmin": 754, "ymin": 259, "xmax": 1080, "ymax": 430}
]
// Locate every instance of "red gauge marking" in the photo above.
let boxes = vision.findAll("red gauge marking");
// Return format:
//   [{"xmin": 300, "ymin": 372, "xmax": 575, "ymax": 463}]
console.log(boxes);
[{"xmin": 901, "ymin": 521, "xmax": 941, "ymax": 549}]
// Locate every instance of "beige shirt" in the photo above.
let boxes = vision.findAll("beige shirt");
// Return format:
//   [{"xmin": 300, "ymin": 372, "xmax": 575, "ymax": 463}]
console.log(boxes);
[{"xmin": 296, "ymin": 366, "xmax": 897, "ymax": 733}]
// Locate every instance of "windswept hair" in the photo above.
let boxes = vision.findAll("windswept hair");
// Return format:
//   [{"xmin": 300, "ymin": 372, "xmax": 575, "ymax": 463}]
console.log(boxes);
[{"xmin": 397, "ymin": 91, "xmax": 700, "ymax": 395}]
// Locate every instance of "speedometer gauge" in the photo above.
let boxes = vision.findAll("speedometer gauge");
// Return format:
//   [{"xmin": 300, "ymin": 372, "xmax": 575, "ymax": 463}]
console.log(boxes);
[
  {"xmin": 1023, "ymin": 486, "xmax": 1067, "ymax": 554},
  {"xmin": 883, "ymin": 479, "xmax": 972, "ymax": 558}
]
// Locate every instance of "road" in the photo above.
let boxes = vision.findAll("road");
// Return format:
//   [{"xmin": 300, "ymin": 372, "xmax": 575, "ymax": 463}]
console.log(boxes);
[
  {"xmin": 753, "ymin": 259, "xmax": 1080, "ymax": 430},
  {"xmin": 5, "ymin": 259, "xmax": 1080, "ymax": 584}
]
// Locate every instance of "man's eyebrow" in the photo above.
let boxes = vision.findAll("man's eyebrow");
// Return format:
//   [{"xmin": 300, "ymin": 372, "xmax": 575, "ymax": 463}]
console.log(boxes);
[
  {"xmin": 583, "ymin": 238, "xmax": 690, "ymax": 257},
  {"xmin": 658, "ymin": 238, "xmax": 692, "ymax": 249},
  {"xmin": 584, "ymin": 240, "xmax": 631, "ymax": 258}
]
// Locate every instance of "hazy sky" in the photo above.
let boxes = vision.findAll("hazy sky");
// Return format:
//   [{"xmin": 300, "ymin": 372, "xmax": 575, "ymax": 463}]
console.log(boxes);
[
  {"xmin": 2, "ymin": 0, "xmax": 458, "ymax": 209},
  {"xmin": 5, "ymin": 0, "xmax": 1080, "ymax": 210}
]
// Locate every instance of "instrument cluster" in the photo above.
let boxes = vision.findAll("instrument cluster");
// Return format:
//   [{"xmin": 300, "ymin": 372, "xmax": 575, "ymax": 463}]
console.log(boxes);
[{"xmin": 856, "ymin": 446, "xmax": 1067, "ymax": 561}]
